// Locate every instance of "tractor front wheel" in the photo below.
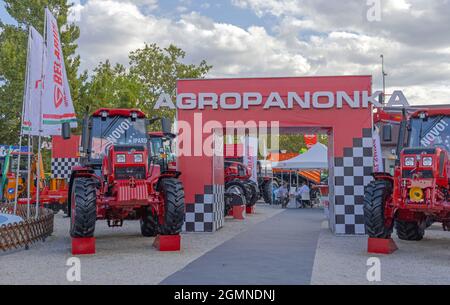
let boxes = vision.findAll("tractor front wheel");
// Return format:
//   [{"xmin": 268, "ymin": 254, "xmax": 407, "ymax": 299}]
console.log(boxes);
[
  {"xmin": 140, "ymin": 207, "xmax": 158, "ymax": 237},
  {"xmin": 395, "ymin": 220, "xmax": 424, "ymax": 241},
  {"xmin": 363, "ymin": 180, "xmax": 393, "ymax": 239},
  {"xmin": 70, "ymin": 178, "xmax": 97, "ymax": 238},
  {"xmin": 158, "ymin": 178, "xmax": 185, "ymax": 235}
]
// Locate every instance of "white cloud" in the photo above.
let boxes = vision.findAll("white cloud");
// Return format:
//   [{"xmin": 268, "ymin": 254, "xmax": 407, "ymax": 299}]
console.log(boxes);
[
  {"xmin": 73, "ymin": 0, "xmax": 450, "ymax": 105},
  {"xmin": 75, "ymin": 1, "xmax": 310, "ymax": 78}
]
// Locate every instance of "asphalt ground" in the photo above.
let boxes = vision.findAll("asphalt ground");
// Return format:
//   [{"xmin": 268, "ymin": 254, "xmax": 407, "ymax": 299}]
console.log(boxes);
[{"xmin": 162, "ymin": 208, "xmax": 323, "ymax": 285}]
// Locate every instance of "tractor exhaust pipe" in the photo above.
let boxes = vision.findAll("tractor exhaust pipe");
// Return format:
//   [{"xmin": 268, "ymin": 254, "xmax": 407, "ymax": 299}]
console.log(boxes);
[
  {"xmin": 395, "ymin": 108, "xmax": 407, "ymax": 166},
  {"xmin": 81, "ymin": 109, "xmax": 91, "ymax": 159}
]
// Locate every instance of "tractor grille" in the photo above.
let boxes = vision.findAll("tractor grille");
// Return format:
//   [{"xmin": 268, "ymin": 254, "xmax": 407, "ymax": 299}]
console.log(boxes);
[
  {"xmin": 115, "ymin": 166, "xmax": 146, "ymax": 180},
  {"xmin": 402, "ymin": 170, "xmax": 433, "ymax": 179},
  {"xmin": 114, "ymin": 145, "xmax": 145, "ymax": 152}
]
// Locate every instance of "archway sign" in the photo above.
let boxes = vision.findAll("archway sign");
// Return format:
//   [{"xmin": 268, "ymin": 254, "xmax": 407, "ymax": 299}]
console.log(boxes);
[{"xmin": 175, "ymin": 76, "xmax": 374, "ymax": 235}]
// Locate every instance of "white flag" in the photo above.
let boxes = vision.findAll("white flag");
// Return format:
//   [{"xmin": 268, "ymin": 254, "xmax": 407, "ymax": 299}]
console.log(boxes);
[
  {"xmin": 373, "ymin": 127, "xmax": 384, "ymax": 172},
  {"xmin": 41, "ymin": 8, "xmax": 77, "ymax": 135},
  {"xmin": 23, "ymin": 26, "xmax": 45, "ymax": 136}
]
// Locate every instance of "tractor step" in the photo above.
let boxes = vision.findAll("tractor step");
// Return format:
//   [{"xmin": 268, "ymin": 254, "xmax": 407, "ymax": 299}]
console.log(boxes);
[
  {"xmin": 72, "ymin": 237, "xmax": 96, "ymax": 255},
  {"xmin": 153, "ymin": 235, "xmax": 181, "ymax": 251},
  {"xmin": 367, "ymin": 237, "xmax": 398, "ymax": 254}
]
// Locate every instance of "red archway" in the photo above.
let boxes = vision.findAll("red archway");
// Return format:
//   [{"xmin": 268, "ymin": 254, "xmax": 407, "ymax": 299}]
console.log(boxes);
[{"xmin": 177, "ymin": 76, "xmax": 373, "ymax": 235}]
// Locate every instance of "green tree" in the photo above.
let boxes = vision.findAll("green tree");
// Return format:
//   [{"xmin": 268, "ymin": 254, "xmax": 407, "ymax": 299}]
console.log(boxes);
[
  {"xmin": 0, "ymin": 0, "xmax": 81, "ymax": 144},
  {"xmin": 129, "ymin": 43, "xmax": 212, "ymax": 119},
  {"xmin": 78, "ymin": 60, "xmax": 144, "ymax": 115}
]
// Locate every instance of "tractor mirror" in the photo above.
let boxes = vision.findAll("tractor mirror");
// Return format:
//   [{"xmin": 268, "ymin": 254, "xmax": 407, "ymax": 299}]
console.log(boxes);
[
  {"xmin": 382, "ymin": 125, "xmax": 392, "ymax": 142},
  {"xmin": 62, "ymin": 122, "xmax": 71, "ymax": 140},
  {"xmin": 161, "ymin": 118, "xmax": 172, "ymax": 135}
]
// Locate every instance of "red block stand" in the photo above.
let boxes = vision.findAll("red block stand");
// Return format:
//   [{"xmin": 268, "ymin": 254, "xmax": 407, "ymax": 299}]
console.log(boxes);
[
  {"xmin": 367, "ymin": 237, "xmax": 398, "ymax": 254},
  {"xmin": 233, "ymin": 205, "xmax": 246, "ymax": 220},
  {"xmin": 72, "ymin": 237, "xmax": 96, "ymax": 255},
  {"xmin": 246, "ymin": 205, "xmax": 255, "ymax": 214},
  {"xmin": 153, "ymin": 234, "xmax": 181, "ymax": 251}
]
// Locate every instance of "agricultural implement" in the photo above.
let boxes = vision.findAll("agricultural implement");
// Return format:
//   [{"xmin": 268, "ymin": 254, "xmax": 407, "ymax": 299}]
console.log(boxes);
[{"xmin": 0, "ymin": 150, "xmax": 68, "ymax": 213}]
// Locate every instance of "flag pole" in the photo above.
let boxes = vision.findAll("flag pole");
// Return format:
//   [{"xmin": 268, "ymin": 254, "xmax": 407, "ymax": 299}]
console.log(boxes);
[
  {"xmin": 26, "ymin": 134, "xmax": 32, "ymax": 218},
  {"xmin": 35, "ymin": 10, "xmax": 47, "ymax": 219},
  {"xmin": 13, "ymin": 29, "xmax": 33, "ymax": 216}
]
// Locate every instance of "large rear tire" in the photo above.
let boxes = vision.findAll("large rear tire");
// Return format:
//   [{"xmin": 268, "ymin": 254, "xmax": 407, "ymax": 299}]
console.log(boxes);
[
  {"xmin": 158, "ymin": 178, "xmax": 185, "ymax": 235},
  {"xmin": 363, "ymin": 180, "xmax": 393, "ymax": 239},
  {"xmin": 395, "ymin": 220, "xmax": 424, "ymax": 241},
  {"xmin": 70, "ymin": 178, "xmax": 97, "ymax": 238},
  {"xmin": 243, "ymin": 180, "xmax": 259, "ymax": 207},
  {"xmin": 225, "ymin": 180, "xmax": 247, "ymax": 206},
  {"xmin": 262, "ymin": 180, "xmax": 272, "ymax": 204}
]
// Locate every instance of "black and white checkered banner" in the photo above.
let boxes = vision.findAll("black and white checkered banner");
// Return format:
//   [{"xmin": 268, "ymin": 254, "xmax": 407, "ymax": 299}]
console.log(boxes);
[{"xmin": 51, "ymin": 158, "xmax": 79, "ymax": 179}]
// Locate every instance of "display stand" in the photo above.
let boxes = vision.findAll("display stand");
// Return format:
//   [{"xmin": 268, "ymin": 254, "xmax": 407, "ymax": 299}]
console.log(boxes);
[
  {"xmin": 232, "ymin": 205, "xmax": 246, "ymax": 220},
  {"xmin": 367, "ymin": 237, "xmax": 398, "ymax": 254},
  {"xmin": 72, "ymin": 237, "xmax": 96, "ymax": 255},
  {"xmin": 153, "ymin": 235, "xmax": 181, "ymax": 251},
  {"xmin": 246, "ymin": 205, "xmax": 255, "ymax": 214}
]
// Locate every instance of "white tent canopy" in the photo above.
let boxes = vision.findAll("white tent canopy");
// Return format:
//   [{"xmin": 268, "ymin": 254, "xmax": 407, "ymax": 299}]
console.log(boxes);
[{"xmin": 272, "ymin": 143, "xmax": 328, "ymax": 169}]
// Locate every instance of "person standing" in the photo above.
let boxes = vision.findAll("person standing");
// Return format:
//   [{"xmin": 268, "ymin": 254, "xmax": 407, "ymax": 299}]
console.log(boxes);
[{"xmin": 296, "ymin": 182, "xmax": 311, "ymax": 208}]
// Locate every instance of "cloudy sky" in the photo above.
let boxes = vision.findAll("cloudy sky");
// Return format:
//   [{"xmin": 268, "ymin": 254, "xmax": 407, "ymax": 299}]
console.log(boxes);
[{"xmin": 1, "ymin": 0, "xmax": 450, "ymax": 105}]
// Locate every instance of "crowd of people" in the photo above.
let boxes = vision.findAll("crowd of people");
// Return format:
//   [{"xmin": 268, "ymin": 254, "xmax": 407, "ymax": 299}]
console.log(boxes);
[{"xmin": 272, "ymin": 181, "xmax": 319, "ymax": 208}]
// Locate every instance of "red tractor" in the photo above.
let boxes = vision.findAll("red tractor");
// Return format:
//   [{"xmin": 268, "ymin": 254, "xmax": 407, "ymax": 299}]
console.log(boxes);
[
  {"xmin": 224, "ymin": 159, "xmax": 259, "ymax": 207},
  {"xmin": 364, "ymin": 108, "xmax": 450, "ymax": 240},
  {"xmin": 67, "ymin": 109, "xmax": 185, "ymax": 238}
]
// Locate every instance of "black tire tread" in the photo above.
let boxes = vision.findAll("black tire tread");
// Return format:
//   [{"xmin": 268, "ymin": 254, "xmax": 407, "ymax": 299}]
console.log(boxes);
[
  {"xmin": 140, "ymin": 207, "xmax": 158, "ymax": 237},
  {"xmin": 363, "ymin": 180, "xmax": 392, "ymax": 238},
  {"xmin": 70, "ymin": 178, "xmax": 97, "ymax": 238},
  {"xmin": 262, "ymin": 180, "xmax": 272, "ymax": 204},
  {"xmin": 158, "ymin": 178, "xmax": 185, "ymax": 235},
  {"xmin": 395, "ymin": 220, "xmax": 424, "ymax": 241}
]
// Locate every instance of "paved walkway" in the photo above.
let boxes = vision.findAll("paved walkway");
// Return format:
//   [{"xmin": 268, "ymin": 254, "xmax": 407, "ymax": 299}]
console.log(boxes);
[{"xmin": 161, "ymin": 207, "xmax": 324, "ymax": 285}]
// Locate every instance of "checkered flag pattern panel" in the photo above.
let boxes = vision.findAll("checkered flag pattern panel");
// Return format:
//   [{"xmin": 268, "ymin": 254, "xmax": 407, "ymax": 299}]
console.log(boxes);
[
  {"xmin": 51, "ymin": 158, "xmax": 79, "ymax": 179},
  {"xmin": 183, "ymin": 184, "xmax": 225, "ymax": 232},
  {"xmin": 334, "ymin": 128, "xmax": 373, "ymax": 235}
]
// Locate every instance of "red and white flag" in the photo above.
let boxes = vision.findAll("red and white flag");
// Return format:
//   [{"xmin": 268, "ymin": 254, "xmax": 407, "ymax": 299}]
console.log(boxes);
[
  {"xmin": 41, "ymin": 8, "xmax": 77, "ymax": 135},
  {"xmin": 23, "ymin": 26, "xmax": 45, "ymax": 136}
]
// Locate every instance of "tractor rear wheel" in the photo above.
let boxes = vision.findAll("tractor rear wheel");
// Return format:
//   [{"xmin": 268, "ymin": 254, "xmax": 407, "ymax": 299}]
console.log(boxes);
[
  {"xmin": 158, "ymin": 178, "xmax": 185, "ymax": 235},
  {"xmin": 140, "ymin": 207, "xmax": 158, "ymax": 237},
  {"xmin": 395, "ymin": 220, "xmax": 424, "ymax": 241},
  {"xmin": 225, "ymin": 180, "xmax": 247, "ymax": 205},
  {"xmin": 243, "ymin": 180, "xmax": 259, "ymax": 207},
  {"xmin": 363, "ymin": 180, "xmax": 393, "ymax": 239},
  {"xmin": 70, "ymin": 178, "xmax": 97, "ymax": 238},
  {"xmin": 262, "ymin": 180, "xmax": 273, "ymax": 204}
]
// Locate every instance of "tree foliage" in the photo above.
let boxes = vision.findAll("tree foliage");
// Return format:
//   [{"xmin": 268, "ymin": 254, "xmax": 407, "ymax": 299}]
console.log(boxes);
[
  {"xmin": 80, "ymin": 44, "xmax": 212, "ymax": 124},
  {"xmin": 129, "ymin": 43, "xmax": 212, "ymax": 118},
  {"xmin": 0, "ymin": 0, "xmax": 81, "ymax": 144}
]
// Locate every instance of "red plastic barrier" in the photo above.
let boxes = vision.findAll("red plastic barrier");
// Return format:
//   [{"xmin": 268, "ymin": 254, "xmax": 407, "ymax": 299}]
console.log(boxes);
[
  {"xmin": 153, "ymin": 235, "xmax": 181, "ymax": 251},
  {"xmin": 72, "ymin": 237, "xmax": 96, "ymax": 255},
  {"xmin": 367, "ymin": 237, "xmax": 398, "ymax": 254},
  {"xmin": 233, "ymin": 205, "xmax": 246, "ymax": 220},
  {"xmin": 246, "ymin": 205, "xmax": 255, "ymax": 214}
]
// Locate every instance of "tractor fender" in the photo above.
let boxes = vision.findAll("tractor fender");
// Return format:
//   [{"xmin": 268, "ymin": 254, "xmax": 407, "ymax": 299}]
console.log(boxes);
[
  {"xmin": 372, "ymin": 172, "xmax": 394, "ymax": 186},
  {"xmin": 67, "ymin": 168, "xmax": 96, "ymax": 217},
  {"xmin": 160, "ymin": 170, "xmax": 181, "ymax": 179}
]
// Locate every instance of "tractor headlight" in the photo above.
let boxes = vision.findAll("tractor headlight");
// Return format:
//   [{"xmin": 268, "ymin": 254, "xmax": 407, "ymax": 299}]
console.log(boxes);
[
  {"xmin": 422, "ymin": 157, "xmax": 433, "ymax": 167},
  {"xmin": 134, "ymin": 154, "xmax": 143, "ymax": 163},
  {"xmin": 116, "ymin": 154, "xmax": 126, "ymax": 163},
  {"xmin": 404, "ymin": 157, "xmax": 415, "ymax": 166}
]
